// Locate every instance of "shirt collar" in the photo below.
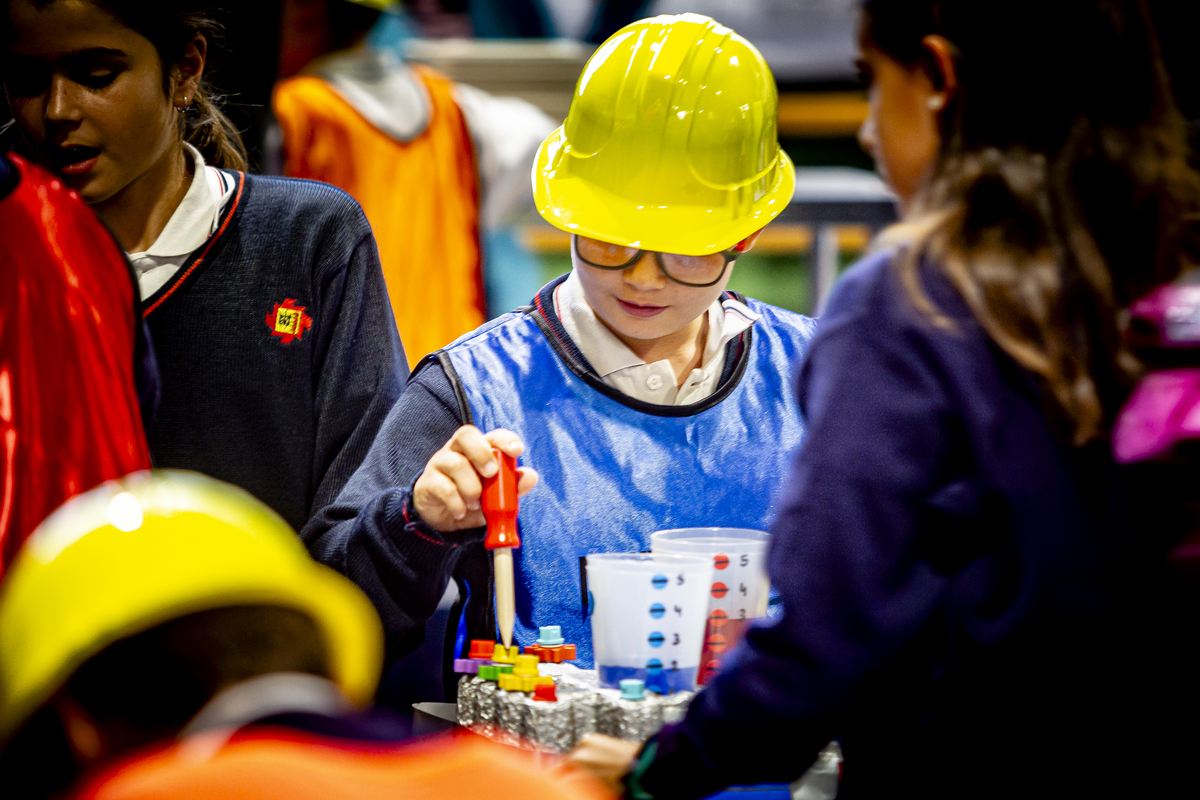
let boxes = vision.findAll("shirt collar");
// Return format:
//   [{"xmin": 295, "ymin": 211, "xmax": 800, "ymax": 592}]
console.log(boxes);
[
  {"xmin": 554, "ymin": 270, "xmax": 760, "ymax": 380},
  {"xmin": 130, "ymin": 143, "xmax": 224, "ymax": 259}
]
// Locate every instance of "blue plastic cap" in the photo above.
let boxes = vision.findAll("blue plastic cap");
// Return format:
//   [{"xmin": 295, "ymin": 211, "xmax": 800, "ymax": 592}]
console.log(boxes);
[
  {"xmin": 620, "ymin": 679, "xmax": 646, "ymax": 700},
  {"xmin": 537, "ymin": 625, "xmax": 565, "ymax": 646}
]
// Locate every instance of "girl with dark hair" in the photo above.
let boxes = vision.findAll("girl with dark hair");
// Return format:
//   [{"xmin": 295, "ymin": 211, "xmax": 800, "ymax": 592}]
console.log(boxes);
[
  {"xmin": 1, "ymin": 0, "xmax": 406, "ymax": 532},
  {"xmin": 570, "ymin": 1, "xmax": 1200, "ymax": 797}
]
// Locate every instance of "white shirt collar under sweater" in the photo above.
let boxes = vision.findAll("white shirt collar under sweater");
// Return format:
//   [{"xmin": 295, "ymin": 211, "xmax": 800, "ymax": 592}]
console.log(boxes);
[
  {"xmin": 553, "ymin": 270, "xmax": 759, "ymax": 406},
  {"xmin": 127, "ymin": 143, "xmax": 235, "ymax": 300}
]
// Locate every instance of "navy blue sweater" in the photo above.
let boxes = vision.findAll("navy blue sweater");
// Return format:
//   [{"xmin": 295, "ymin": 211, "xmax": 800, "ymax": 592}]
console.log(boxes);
[
  {"xmin": 143, "ymin": 172, "xmax": 406, "ymax": 532},
  {"xmin": 636, "ymin": 251, "xmax": 1191, "ymax": 798}
]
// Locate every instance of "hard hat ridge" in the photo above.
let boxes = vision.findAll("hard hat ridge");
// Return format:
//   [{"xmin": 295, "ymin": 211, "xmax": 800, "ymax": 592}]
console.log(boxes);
[{"xmin": 533, "ymin": 13, "xmax": 794, "ymax": 256}]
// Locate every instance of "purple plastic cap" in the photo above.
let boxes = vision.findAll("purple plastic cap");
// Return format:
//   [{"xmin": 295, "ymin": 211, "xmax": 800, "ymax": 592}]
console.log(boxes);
[
  {"xmin": 453, "ymin": 658, "xmax": 482, "ymax": 674},
  {"xmin": 1113, "ymin": 368, "xmax": 1200, "ymax": 463}
]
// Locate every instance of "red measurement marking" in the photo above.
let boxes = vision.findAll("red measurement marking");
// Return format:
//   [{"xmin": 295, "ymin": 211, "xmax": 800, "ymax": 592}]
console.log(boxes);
[
  {"xmin": 699, "ymin": 617, "xmax": 751, "ymax": 685},
  {"xmin": 711, "ymin": 582, "xmax": 729, "ymax": 599},
  {"xmin": 713, "ymin": 553, "xmax": 729, "ymax": 570},
  {"xmin": 708, "ymin": 609, "xmax": 728, "ymax": 627}
]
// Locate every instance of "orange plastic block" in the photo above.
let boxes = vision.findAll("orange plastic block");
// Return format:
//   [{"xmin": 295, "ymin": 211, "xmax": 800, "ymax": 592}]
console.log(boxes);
[
  {"xmin": 467, "ymin": 639, "xmax": 495, "ymax": 659},
  {"xmin": 525, "ymin": 643, "xmax": 577, "ymax": 663}
]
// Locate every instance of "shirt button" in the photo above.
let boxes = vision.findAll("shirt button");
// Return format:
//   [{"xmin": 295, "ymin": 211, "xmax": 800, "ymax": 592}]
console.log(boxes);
[{"xmin": 646, "ymin": 374, "xmax": 664, "ymax": 390}]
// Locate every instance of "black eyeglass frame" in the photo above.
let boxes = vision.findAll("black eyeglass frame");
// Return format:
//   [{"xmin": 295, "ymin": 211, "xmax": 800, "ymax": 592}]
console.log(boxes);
[{"xmin": 571, "ymin": 235, "xmax": 740, "ymax": 288}]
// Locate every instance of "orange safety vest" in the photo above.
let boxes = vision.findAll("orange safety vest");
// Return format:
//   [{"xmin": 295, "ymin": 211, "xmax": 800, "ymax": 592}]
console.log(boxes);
[
  {"xmin": 273, "ymin": 65, "xmax": 485, "ymax": 367},
  {"xmin": 69, "ymin": 727, "xmax": 614, "ymax": 800}
]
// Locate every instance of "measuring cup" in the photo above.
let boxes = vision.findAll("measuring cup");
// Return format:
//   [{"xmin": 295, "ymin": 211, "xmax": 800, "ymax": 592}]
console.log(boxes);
[
  {"xmin": 586, "ymin": 553, "xmax": 712, "ymax": 694},
  {"xmin": 651, "ymin": 528, "xmax": 770, "ymax": 684}
]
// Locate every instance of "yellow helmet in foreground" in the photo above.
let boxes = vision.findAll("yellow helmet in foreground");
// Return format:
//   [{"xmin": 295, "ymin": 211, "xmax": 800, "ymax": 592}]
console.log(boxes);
[
  {"xmin": 0, "ymin": 471, "xmax": 383, "ymax": 742},
  {"xmin": 533, "ymin": 13, "xmax": 794, "ymax": 256}
]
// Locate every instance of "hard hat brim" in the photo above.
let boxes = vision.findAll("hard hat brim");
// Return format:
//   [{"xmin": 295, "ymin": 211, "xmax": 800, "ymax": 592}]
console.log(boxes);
[
  {"xmin": 532, "ymin": 127, "xmax": 796, "ymax": 257},
  {"xmin": 0, "ymin": 473, "xmax": 383, "ymax": 743}
]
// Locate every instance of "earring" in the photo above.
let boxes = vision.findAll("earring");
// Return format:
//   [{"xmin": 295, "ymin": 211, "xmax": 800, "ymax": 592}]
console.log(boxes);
[{"xmin": 927, "ymin": 95, "xmax": 945, "ymax": 111}]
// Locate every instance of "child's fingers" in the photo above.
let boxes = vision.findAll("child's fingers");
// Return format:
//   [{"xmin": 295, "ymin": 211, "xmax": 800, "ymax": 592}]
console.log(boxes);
[
  {"xmin": 448, "ymin": 425, "xmax": 500, "ymax": 478},
  {"xmin": 484, "ymin": 428, "xmax": 525, "ymax": 457},
  {"xmin": 516, "ymin": 467, "xmax": 538, "ymax": 497},
  {"xmin": 415, "ymin": 467, "xmax": 468, "ymax": 522},
  {"xmin": 428, "ymin": 448, "xmax": 484, "ymax": 511}
]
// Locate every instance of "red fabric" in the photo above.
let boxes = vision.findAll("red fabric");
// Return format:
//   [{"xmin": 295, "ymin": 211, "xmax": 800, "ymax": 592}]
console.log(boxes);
[{"xmin": 0, "ymin": 154, "xmax": 151, "ymax": 577}]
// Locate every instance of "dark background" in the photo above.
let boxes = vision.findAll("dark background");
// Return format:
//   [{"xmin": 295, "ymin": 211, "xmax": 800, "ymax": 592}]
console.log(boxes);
[{"xmin": 3, "ymin": 1, "xmax": 1199, "ymax": 173}]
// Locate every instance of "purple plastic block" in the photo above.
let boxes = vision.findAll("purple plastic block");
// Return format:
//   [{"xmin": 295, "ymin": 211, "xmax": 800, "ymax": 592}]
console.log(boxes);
[{"xmin": 453, "ymin": 658, "xmax": 482, "ymax": 674}]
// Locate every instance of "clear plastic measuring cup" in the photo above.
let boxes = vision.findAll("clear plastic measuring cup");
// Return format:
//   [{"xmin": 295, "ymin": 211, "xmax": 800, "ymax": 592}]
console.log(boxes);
[
  {"xmin": 586, "ymin": 553, "xmax": 712, "ymax": 694},
  {"xmin": 651, "ymin": 528, "xmax": 770, "ymax": 684}
]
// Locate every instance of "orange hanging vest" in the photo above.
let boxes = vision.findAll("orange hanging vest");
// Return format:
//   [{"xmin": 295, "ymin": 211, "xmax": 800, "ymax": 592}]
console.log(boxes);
[
  {"xmin": 273, "ymin": 65, "xmax": 485, "ymax": 367},
  {"xmin": 69, "ymin": 728, "xmax": 613, "ymax": 800}
]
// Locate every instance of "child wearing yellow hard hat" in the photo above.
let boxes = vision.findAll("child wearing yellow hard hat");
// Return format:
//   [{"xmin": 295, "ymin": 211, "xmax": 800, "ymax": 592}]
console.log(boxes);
[{"xmin": 305, "ymin": 14, "xmax": 816, "ymax": 669}]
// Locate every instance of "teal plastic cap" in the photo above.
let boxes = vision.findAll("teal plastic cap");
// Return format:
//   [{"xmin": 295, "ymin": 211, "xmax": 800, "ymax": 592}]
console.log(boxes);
[
  {"xmin": 620, "ymin": 679, "xmax": 646, "ymax": 700},
  {"xmin": 537, "ymin": 625, "xmax": 565, "ymax": 646}
]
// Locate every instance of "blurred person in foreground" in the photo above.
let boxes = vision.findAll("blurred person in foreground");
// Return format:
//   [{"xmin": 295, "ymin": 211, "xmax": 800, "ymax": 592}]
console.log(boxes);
[
  {"xmin": 0, "ymin": 471, "xmax": 611, "ymax": 800},
  {"xmin": 0, "ymin": 149, "xmax": 152, "ymax": 580},
  {"xmin": 273, "ymin": 0, "xmax": 556, "ymax": 363},
  {"xmin": 569, "ymin": 0, "xmax": 1200, "ymax": 797}
]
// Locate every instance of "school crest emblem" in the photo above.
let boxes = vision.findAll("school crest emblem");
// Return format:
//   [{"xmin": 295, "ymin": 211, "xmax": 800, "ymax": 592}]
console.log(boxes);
[{"xmin": 265, "ymin": 299, "xmax": 312, "ymax": 344}]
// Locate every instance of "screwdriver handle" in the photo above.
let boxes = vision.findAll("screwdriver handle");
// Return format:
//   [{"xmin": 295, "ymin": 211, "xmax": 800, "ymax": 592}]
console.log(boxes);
[{"xmin": 482, "ymin": 447, "xmax": 520, "ymax": 550}]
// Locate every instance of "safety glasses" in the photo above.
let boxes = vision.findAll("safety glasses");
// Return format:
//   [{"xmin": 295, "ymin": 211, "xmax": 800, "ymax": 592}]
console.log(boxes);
[{"xmin": 572, "ymin": 235, "xmax": 739, "ymax": 288}]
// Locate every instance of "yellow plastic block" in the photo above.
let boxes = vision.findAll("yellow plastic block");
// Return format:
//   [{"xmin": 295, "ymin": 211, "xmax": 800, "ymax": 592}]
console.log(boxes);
[
  {"xmin": 497, "ymin": 673, "xmax": 555, "ymax": 693},
  {"xmin": 491, "ymin": 643, "xmax": 519, "ymax": 664},
  {"xmin": 513, "ymin": 654, "xmax": 540, "ymax": 676}
]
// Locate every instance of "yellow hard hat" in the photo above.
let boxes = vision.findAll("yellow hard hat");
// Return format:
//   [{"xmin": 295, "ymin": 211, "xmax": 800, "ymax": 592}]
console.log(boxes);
[
  {"xmin": 533, "ymin": 13, "xmax": 794, "ymax": 256},
  {"xmin": 0, "ymin": 471, "xmax": 384, "ymax": 742},
  {"xmin": 337, "ymin": 0, "xmax": 395, "ymax": 10}
]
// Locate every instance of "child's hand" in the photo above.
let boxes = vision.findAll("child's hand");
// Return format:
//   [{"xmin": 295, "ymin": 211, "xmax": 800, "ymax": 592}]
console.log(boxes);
[
  {"xmin": 566, "ymin": 734, "xmax": 641, "ymax": 794},
  {"xmin": 412, "ymin": 425, "xmax": 538, "ymax": 532}
]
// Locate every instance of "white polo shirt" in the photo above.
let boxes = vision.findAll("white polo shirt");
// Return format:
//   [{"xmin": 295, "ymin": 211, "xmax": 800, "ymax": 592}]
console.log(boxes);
[
  {"xmin": 127, "ymin": 143, "xmax": 235, "ymax": 300},
  {"xmin": 553, "ymin": 270, "xmax": 759, "ymax": 406}
]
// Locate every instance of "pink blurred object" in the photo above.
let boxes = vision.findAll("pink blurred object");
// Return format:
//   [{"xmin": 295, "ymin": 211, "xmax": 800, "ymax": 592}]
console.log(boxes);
[
  {"xmin": 1112, "ymin": 369, "xmax": 1200, "ymax": 463},
  {"xmin": 1114, "ymin": 269, "xmax": 1200, "ymax": 464},
  {"xmin": 1127, "ymin": 274, "xmax": 1200, "ymax": 348}
]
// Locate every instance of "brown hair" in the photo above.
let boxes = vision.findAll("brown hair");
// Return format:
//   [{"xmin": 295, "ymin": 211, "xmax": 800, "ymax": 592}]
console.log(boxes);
[
  {"xmin": 2, "ymin": 0, "xmax": 249, "ymax": 169},
  {"xmin": 101, "ymin": 0, "xmax": 247, "ymax": 170},
  {"xmin": 861, "ymin": 0, "xmax": 1200, "ymax": 444}
]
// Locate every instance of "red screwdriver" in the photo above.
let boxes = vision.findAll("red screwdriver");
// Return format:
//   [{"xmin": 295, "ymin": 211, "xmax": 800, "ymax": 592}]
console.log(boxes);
[{"xmin": 481, "ymin": 447, "xmax": 520, "ymax": 650}]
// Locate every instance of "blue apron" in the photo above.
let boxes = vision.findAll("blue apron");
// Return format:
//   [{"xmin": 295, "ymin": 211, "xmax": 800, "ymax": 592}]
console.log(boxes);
[{"xmin": 442, "ymin": 285, "xmax": 815, "ymax": 666}]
